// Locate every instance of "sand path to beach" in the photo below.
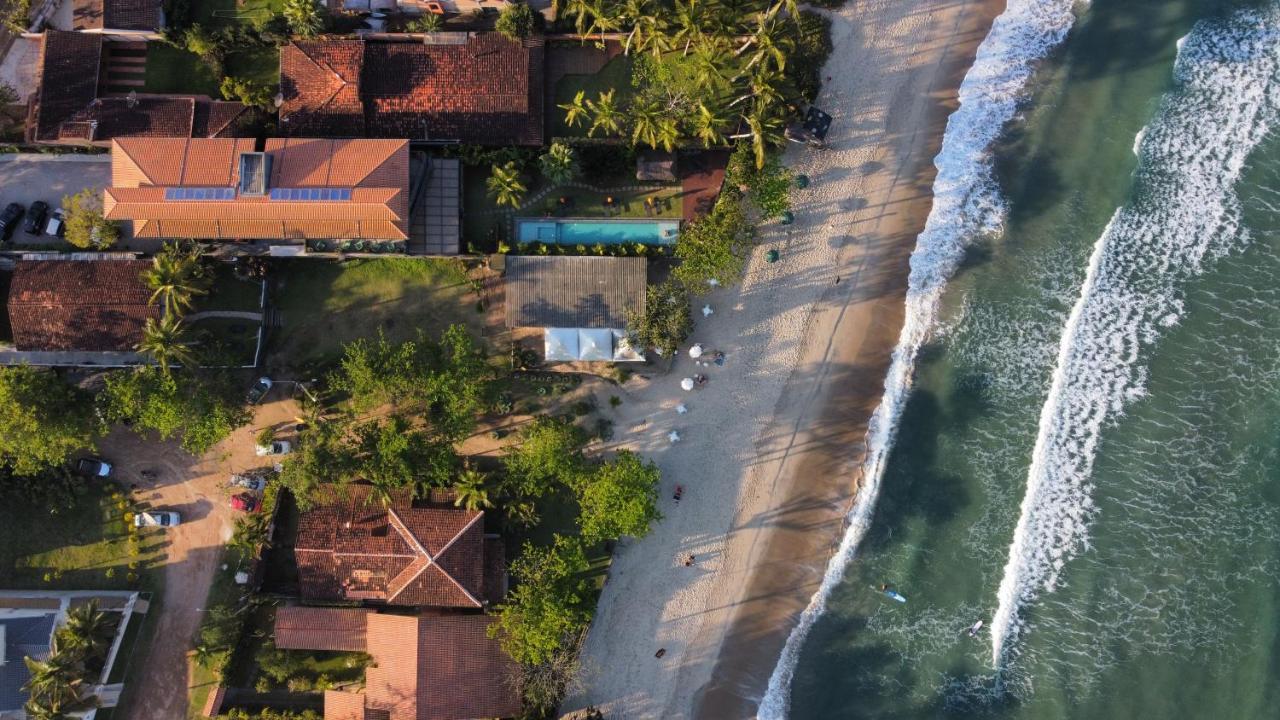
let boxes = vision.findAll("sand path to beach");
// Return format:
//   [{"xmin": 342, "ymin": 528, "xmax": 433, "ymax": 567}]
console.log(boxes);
[{"xmin": 569, "ymin": 0, "xmax": 1005, "ymax": 717}]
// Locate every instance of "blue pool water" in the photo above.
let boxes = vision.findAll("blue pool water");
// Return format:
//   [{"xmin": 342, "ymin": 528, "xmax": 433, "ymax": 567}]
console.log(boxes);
[{"xmin": 516, "ymin": 218, "xmax": 680, "ymax": 246}]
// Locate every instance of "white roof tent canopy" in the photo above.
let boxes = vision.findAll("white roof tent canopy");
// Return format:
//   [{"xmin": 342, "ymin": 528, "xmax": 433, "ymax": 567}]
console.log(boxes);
[{"xmin": 544, "ymin": 328, "xmax": 644, "ymax": 362}]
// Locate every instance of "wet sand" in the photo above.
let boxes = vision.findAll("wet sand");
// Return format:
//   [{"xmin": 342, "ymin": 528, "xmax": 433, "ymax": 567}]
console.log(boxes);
[{"xmin": 569, "ymin": 0, "xmax": 1007, "ymax": 716}]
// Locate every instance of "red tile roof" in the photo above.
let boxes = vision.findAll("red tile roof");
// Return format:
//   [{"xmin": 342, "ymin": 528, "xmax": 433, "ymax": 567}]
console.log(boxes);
[
  {"xmin": 274, "ymin": 607, "xmax": 371, "ymax": 652},
  {"xmin": 313, "ymin": 614, "xmax": 522, "ymax": 720},
  {"xmin": 295, "ymin": 485, "xmax": 495, "ymax": 609},
  {"xmin": 104, "ymin": 137, "xmax": 410, "ymax": 241},
  {"xmin": 72, "ymin": 0, "xmax": 161, "ymax": 31},
  {"xmin": 279, "ymin": 34, "xmax": 544, "ymax": 145},
  {"xmin": 31, "ymin": 32, "xmax": 251, "ymax": 145},
  {"xmin": 6, "ymin": 259, "xmax": 158, "ymax": 352}
]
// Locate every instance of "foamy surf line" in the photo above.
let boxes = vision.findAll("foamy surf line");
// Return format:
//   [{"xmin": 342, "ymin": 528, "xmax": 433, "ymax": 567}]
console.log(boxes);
[
  {"xmin": 990, "ymin": 6, "xmax": 1280, "ymax": 670},
  {"xmin": 755, "ymin": 2, "xmax": 1080, "ymax": 717}
]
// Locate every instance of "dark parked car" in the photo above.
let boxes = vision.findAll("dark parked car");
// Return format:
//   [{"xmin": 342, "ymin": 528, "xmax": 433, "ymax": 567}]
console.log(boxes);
[
  {"xmin": 0, "ymin": 202, "xmax": 23, "ymax": 240},
  {"xmin": 76, "ymin": 457, "xmax": 113, "ymax": 478},
  {"xmin": 23, "ymin": 201, "xmax": 48, "ymax": 235}
]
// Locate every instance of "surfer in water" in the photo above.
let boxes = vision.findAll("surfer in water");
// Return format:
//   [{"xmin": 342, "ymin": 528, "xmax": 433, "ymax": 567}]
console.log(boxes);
[
  {"xmin": 966, "ymin": 620, "xmax": 984, "ymax": 638},
  {"xmin": 877, "ymin": 584, "xmax": 907, "ymax": 603}
]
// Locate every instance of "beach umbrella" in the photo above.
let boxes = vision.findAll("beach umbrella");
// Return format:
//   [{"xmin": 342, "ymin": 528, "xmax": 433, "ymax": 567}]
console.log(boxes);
[
  {"xmin": 668, "ymin": 431, "xmax": 681, "ymax": 443},
  {"xmin": 689, "ymin": 344, "xmax": 704, "ymax": 359},
  {"xmin": 676, "ymin": 403, "xmax": 688, "ymax": 414},
  {"xmin": 680, "ymin": 377, "xmax": 695, "ymax": 391}
]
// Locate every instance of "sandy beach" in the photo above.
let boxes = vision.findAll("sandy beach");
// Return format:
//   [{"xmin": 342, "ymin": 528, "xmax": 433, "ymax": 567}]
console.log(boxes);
[{"xmin": 567, "ymin": 0, "xmax": 1005, "ymax": 717}]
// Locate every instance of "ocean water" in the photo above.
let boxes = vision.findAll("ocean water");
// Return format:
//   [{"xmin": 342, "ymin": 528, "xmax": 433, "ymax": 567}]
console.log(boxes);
[{"xmin": 773, "ymin": 0, "xmax": 1280, "ymax": 717}]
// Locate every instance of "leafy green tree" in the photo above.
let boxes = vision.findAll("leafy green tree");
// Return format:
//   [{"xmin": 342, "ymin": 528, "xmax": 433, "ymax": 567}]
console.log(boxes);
[
  {"xmin": 502, "ymin": 416, "xmax": 588, "ymax": 500},
  {"xmin": 220, "ymin": 76, "xmax": 276, "ymax": 111},
  {"xmin": 137, "ymin": 315, "xmax": 197, "ymax": 375},
  {"xmin": 230, "ymin": 514, "xmax": 272, "ymax": 562},
  {"xmin": 453, "ymin": 468, "xmax": 494, "ymax": 511},
  {"xmin": 346, "ymin": 414, "xmax": 457, "ymax": 501},
  {"xmin": 1, "ymin": 0, "xmax": 33, "ymax": 34},
  {"xmin": 100, "ymin": 368, "xmax": 249, "ymax": 456},
  {"xmin": 495, "ymin": 1, "xmax": 536, "ymax": 40},
  {"xmin": 673, "ymin": 194, "xmax": 753, "ymax": 288},
  {"xmin": 727, "ymin": 143, "xmax": 792, "ymax": 219},
  {"xmin": 573, "ymin": 450, "xmax": 661, "ymax": 544},
  {"xmin": 538, "ymin": 142, "xmax": 578, "ymax": 185},
  {"xmin": 141, "ymin": 241, "xmax": 211, "ymax": 318},
  {"xmin": 183, "ymin": 24, "xmax": 226, "ymax": 74},
  {"xmin": 488, "ymin": 535, "xmax": 593, "ymax": 666},
  {"xmin": 0, "ymin": 367, "xmax": 100, "ymax": 475},
  {"xmin": 626, "ymin": 280, "xmax": 692, "ymax": 357},
  {"xmin": 486, "ymin": 161, "xmax": 527, "ymax": 209},
  {"xmin": 282, "ymin": 0, "xmax": 324, "ymax": 37},
  {"xmin": 62, "ymin": 189, "xmax": 119, "ymax": 250}
]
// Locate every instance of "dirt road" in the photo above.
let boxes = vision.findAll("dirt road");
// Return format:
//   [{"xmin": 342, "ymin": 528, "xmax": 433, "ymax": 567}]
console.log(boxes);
[{"xmin": 105, "ymin": 391, "xmax": 300, "ymax": 720}]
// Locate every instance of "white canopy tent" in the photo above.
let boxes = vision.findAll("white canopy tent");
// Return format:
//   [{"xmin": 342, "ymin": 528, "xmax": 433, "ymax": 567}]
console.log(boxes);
[{"xmin": 543, "ymin": 328, "xmax": 645, "ymax": 362}]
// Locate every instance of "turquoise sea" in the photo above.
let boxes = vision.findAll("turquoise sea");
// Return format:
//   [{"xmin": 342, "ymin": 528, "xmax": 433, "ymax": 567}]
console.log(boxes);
[{"xmin": 765, "ymin": 0, "xmax": 1280, "ymax": 717}]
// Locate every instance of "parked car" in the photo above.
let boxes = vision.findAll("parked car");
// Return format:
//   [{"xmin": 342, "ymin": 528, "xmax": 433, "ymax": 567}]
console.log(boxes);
[
  {"xmin": 134, "ymin": 510, "xmax": 181, "ymax": 528},
  {"xmin": 230, "ymin": 474, "xmax": 266, "ymax": 492},
  {"xmin": 76, "ymin": 457, "xmax": 113, "ymax": 478},
  {"xmin": 44, "ymin": 209, "xmax": 65, "ymax": 238},
  {"xmin": 230, "ymin": 493, "xmax": 259, "ymax": 512},
  {"xmin": 255, "ymin": 439, "xmax": 293, "ymax": 457},
  {"xmin": 22, "ymin": 201, "xmax": 48, "ymax": 235},
  {"xmin": 0, "ymin": 202, "xmax": 23, "ymax": 240},
  {"xmin": 247, "ymin": 377, "xmax": 273, "ymax": 404}
]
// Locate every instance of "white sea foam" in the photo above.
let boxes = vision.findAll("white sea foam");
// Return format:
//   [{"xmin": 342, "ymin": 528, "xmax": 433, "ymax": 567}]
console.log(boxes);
[
  {"xmin": 990, "ymin": 7, "xmax": 1280, "ymax": 669},
  {"xmin": 756, "ymin": 1, "xmax": 1081, "ymax": 716}
]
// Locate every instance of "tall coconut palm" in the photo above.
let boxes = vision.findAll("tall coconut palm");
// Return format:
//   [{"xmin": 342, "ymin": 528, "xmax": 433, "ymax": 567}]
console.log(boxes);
[
  {"xmin": 486, "ymin": 161, "xmax": 528, "ymax": 209},
  {"xmin": 141, "ymin": 242, "xmax": 210, "ymax": 318},
  {"xmin": 730, "ymin": 99, "xmax": 787, "ymax": 169},
  {"xmin": 691, "ymin": 100, "xmax": 730, "ymax": 147},
  {"xmin": 586, "ymin": 89, "xmax": 624, "ymax": 138},
  {"xmin": 137, "ymin": 314, "xmax": 196, "ymax": 375},
  {"xmin": 60, "ymin": 600, "xmax": 113, "ymax": 660},
  {"xmin": 736, "ymin": 5, "xmax": 793, "ymax": 73},
  {"xmin": 671, "ymin": 0, "xmax": 713, "ymax": 55},
  {"xmin": 559, "ymin": 90, "xmax": 590, "ymax": 129},
  {"xmin": 453, "ymin": 468, "xmax": 494, "ymax": 511},
  {"xmin": 23, "ymin": 700, "xmax": 73, "ymax": 720},
  {"xmin": 619, "ymin": 0, "xmax": 670, "ymax": 56},
  {"xmin": 688, "ymin": 37, "xmax": 734, "ymax": 93}
]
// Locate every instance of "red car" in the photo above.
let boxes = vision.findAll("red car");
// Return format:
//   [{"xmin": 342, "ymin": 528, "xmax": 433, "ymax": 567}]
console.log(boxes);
[{"xmin": 230, "ymin": 493, "xmax": 259, "ymax": 512}]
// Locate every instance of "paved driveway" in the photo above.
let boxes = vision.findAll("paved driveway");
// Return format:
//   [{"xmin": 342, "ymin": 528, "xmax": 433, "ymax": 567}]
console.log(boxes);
[
  {"xmin": 0, "ymin": 155, "xmax": 111, "ymax": 243},
  {"xmin": 102, "ymin": 388, "xmax": 302, "ymax": 720}
]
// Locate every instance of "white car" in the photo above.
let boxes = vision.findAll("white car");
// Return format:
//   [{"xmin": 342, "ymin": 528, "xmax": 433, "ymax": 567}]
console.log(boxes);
[
  {"xmin": 255, "ymin": 440, "xmax": 293, "ymax": 457},
  {"xmin": 134, "ymin": 510, "xmax": 181, "ymax": 528}
]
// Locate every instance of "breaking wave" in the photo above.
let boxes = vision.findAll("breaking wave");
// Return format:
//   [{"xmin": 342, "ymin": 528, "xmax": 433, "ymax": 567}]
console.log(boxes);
[
  {"xmin": 756, "ymin": 1, "xmax": 1081, "ymax": 716},
  {"xmin": 990, "ymin": 6, "xmax": 1280, "ymax": 669}
]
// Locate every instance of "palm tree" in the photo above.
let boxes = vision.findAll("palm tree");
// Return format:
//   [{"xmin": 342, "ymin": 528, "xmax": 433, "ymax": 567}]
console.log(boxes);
[
  {"xmin": 137, "ymin": 314, "xmax": 196, "ymax": 375},
  {"xmin": 559, "ymin": 90, "xmax": 590, "ymax": 129},
  {"xmin": 410, "ymin": 12, "xmax": 443, "ymax": 31},
  {"xmin": 22, "ymin": 652, "xmax": 82, "ymax": 710},
  {"xmin": 730, "ymin": 99, "xmax": 787, "ymax": 169},
  {"xmin": 453, "ymin": 468, "xmax": 494, "ymax": 511},
  {"xmin": 736, "ymin": 5, "xmax": 793, "ymax": 74},
  {"xmin": 538, "ymin": 142, "xmax": 579, "ymax": 185},
  {"xmin": 630, "ymin": 99, "xmax": 665, "ymax": 150},
  {"xmin": 691, "ymin": 100, "xmax": 730, "ymax": 147},
  {"xmin": 283, "ymin": 0, "xmax": 324, "ymax": 37},
  {"xmin": 141, "ymin": 242, "xmax": 210, "ymax": 318},
  {"xmin": 587, "ymin": 89, "xmax": 623, "ymax": 138},
  {"xmin": 486, "ymin": 161, "xmax": 527, "ymax": 209},
  {"xmin": 503, "ymin": 500, "xmax": 539, "ymax": 529},
  {"xmin": 60, "ymin": 601, "xmax": 113, "ymax": 660},
  {"xmin": 672, "ymin": 0, "xmax": 713, "ymax": 55},
  {"xmin": 23, "ymin": 700, "xmax": 73, "ymax": 720},
  {"xmin": 688, "ymin": 37, "xmax": 734, "ymax": 93},
  {"xmin": 619, "ymin": 0, "xmax": 670, "ymax": 56}
]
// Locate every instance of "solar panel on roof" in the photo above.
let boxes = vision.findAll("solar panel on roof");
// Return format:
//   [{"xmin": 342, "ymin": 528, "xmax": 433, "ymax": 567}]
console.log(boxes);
[
  {"xmin": 163, "ymin": 187, "xmax": 235, "ymax": 201},
  {"xmin": 267, "ymin": 187, "xmax": 353, "ymax": 202}
]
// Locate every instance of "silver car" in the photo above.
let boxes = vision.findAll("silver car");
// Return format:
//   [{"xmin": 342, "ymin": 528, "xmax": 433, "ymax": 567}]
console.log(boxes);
[
  {"xmin": 230, "ymin": 474, "xmax": 267, "ymax": 492},
  {"xmin": 134, "ymin": 510, "xmax": 181, "ymax": 528}
]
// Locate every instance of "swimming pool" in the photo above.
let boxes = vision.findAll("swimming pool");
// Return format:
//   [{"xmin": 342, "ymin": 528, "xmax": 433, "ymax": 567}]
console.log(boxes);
[{"xmin": 516, "ymin": 218, "xmax": 680, "ymax": 246}]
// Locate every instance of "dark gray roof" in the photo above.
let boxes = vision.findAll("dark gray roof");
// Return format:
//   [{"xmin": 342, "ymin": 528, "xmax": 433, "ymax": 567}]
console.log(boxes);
[
  {"xmin": 504, "ymin": 256, "xmax": 647, "ymax": 329},
  {"xmin": 1, "ymin": 614, "xmax": 56, "ymax": 711}
]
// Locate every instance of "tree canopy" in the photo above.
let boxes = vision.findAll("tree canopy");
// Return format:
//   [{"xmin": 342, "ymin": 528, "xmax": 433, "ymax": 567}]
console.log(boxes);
[
  {"xmin": 627, "ymin": 279, "xmax": 693, "ymax": 356},
  {"xmin": 488, "ymin": 535, "xmax": 594, "ymax": 666},
  {"xmin": 573, "ymin": 450, "xmax": 662, "ymax": 544},
  {"xmin": 62, "ymin": 189, "xmax": 119, "ymax": 250},
  {"xmin": 502, "ymin": 416, "xmax": 588, "ymax": 501},
  {"xmin": 0, "ymin": 367, "xmax": 100, "ymax": 474},
  {"xmin": 99, "ymin": 368, "xmax": 248, "ymax": 455},
  {"xmin": 673, "ymin": 195, "xmax": 754, "ymax": 289}
]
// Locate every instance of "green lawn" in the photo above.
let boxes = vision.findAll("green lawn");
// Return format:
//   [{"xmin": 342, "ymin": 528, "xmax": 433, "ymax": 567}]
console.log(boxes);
[
  {"xmin": 191, "ymin": 266, "xmax": 265, "ymax": 367},
  {"xmin": 144, "ymin": 44, "xmax": 279, "ymax": 97},
  {"xmin": 0, "ymin": 483, "xmax": 166, "ymax": 591},
  {"xmin": 266, "ymin": 258, "xmax": 485, "ymax": 373},
  {"xmin": 549, "ymin": 55, "xmax": 634, "ymax": 140},
  {"xmin": 191, "ymin": 0, "xmax": 283, "ymax": 25},
  {"xmin": 199, "ymin": 265, "xmax": 264, "ymax": 314}
]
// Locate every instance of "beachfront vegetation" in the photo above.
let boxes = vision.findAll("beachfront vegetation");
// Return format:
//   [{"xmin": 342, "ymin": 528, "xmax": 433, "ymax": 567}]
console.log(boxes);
[
  {"xmin": 62, "ymin": 189, "xmax": 119, "ymax": 250},
  {"xmin": 0, "ymin": 367, "xmax": 100, "ymax": 475},
  {"xmin": 627, "ymin": 279, "xmax": 693, "ymax": 357},
  {"xmin": 674, "ymin": 193, "xmax": 754, "ymax": 288},
  {"xmin": 556, "ymin": 0, "xmax": 832, "ymax": 167},
  {"xmin": 489, "ymin": 534, "xmax": 594, "ymax": 666}
]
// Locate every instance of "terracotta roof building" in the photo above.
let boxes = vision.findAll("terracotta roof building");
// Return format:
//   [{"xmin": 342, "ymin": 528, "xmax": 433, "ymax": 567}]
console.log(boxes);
[
  {"xmin": 279, "ymin": 34, "xmax": 544, "ymax": 145},
  {"xmin": 72, "ymin": 0, "xmax": 162, "ymax": 31},
  {"xmin": 6, "ymin": 258, "xmax": 158, "ymax": 352},
  {"xmin": 30, "ymin": 31, "xmax": 250, "ymax": 145},
  {"xmin": 295, "ymin": 485, "xmax": 505, "ymax": 608},
  {"xmin": 274, "ymin": 607, "xmax": 370, "ymax": 652},
  {"xmin": 274, "ymin": 609, "xmax": 522, "ymax": 720},
  {"xmin": 103, "ymin": 137, "xmax": 410, "ymax": 241}
]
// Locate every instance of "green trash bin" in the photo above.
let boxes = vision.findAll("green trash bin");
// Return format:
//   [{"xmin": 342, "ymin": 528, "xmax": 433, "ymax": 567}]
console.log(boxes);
[
  {"xmin": 765, "ymin": 249, "xmax": 780, "ymax": 263},
  {"xmin": 780, "ymin": 210, "xmax": 795, "ymax": 225},
  {"xmin": 795, "ymin": 174, "xmax": 810, "ymax": 189}
]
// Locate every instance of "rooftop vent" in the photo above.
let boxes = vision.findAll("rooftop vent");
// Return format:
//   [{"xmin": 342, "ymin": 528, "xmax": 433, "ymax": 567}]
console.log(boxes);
[{"xmin": 238, "ymin": 152, "xmax": 272, "ymax": 196}]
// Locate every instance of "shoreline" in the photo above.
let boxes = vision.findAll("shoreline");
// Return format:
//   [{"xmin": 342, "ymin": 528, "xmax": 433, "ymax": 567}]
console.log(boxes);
[{"xmin": 569, "ymin": 0, "xmax": 1007, "ymax": 716}]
